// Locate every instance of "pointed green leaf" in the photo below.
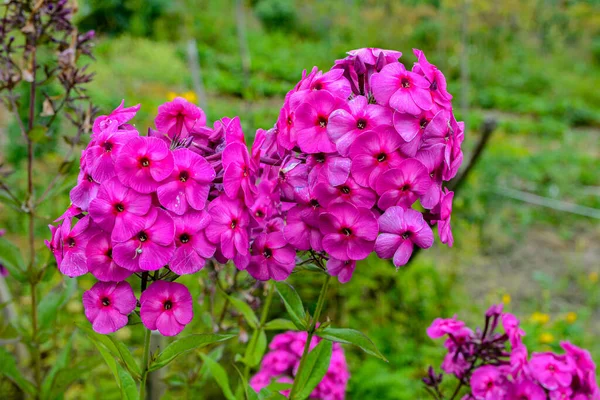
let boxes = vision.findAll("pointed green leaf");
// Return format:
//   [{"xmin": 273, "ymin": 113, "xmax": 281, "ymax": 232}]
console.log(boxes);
[
  {"xmin": 0, "ymin": 347, "xmax": 36, "ymax": 395},
  {"xmin": 316, "ymin": 327, "xmax": 387, "ymax": 362},
  {"xmin": 199, "ymin": 353, "xmax": 236, "ymax": 400},
  {"xmin": 109, "ymin": 337, "xmax": 142, "ymax": 378},
  {"xmin": 232, "ymin": 362, "xmax": 260, "ymax": 400},
  {"xmin": 291, "ymin": 340, "xmax": 332, "ymax": 400},
  {"xmin": 38, "ymin": 278, "xmax": 77, "ymax": 331},
  {"xmin": 243, "ymin": 329, "xmax": 267, "ymax": 367},
  {"xmin": 86, "ymin": 332, "xmax": 120, "ymax": 384},
  {"xmin": 263, "ymin": 318, "xmax": 297, "ymax": 331},
  {"xmin": 149, "ymin": 333, "xmax": 236, "ymax": 372},
  {"xmin": 274, "ymin": 282, "xmax": 307, "ymax": 330},
  {"xmin": 220, "ymin": 289, "xmax": 259, "ymax": 329},
  {"xmin": 117, "ymin": 363, "xmax": 138, "ymax": 400},
  {"xmin": 259, "ymin": 388, "xmax": 288, "ymax": 400},
  {"xmin": 0, "ymin": 237, "xmax": 26, "ymax": 282}
]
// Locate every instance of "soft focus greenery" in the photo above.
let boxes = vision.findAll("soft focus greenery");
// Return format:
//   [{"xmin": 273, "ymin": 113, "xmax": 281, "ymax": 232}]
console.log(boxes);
[{"xmin": 1, "ymin": 0, "xmax": 599, "ymax": 399}]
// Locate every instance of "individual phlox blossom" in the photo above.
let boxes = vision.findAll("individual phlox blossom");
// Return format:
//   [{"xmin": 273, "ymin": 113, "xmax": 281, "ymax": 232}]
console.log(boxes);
[
  {"xmin": 283, "ymin": 202, "xmax": 324, "ymax": 252},
  {"xmin": 511, "ymin": 344, "xmax": 529, "ymax": 377},
  {"xmin": 327, "ymin": 258, "xmax": 356, "ymax": 284},
  {"xmin": 88, "ymin": 177, "xmax": 152, "ymax": 242},
  {"xmin": 277, "ymin": 158, "xmax": 308, "ymax": 201},
  {"xmin": 470, "ymin": 366, "xmax": 506, "ymax": 400},
  {"xmin": 333, "ymin": 48, "xmax": 402, "ymax": 95},
  {"xmin": 294, "ymin": 90, "xmax": 347, "ymax": 154},
  {"xmin": 394, "ymin": 109, "xmax": 448, "ymax": 158},
  {"xmin": 155, "ymin": 96, "xmax": 206, "ymax": 138},
  {"xmin": 442, "ymin": 116, "xmax": 465, "ymax": 181},
  {"xmin": 412, "ymin": 48, "xmax": 452, "ymax": 108},
  {"xmin": 319, "ymin": 203, "xmax": 378, "ymax": 261},
  {"xmin": 376, "ymin": 159, "xmax": 431, "ymax": 210},
  {"xmin": 140, "ymin": 280, "xmax": 193, "ymax": 337},
  {"xmin": 560, "ymin": 342, "xmax": 597, "ymax": 391},
  {"xmin": 249, "ymin": 181, "xmax": 279, "ymax": 228},
  {"xmin": 313, "ymin": 176, "xmax": 376, "ymax": 209},
  {"xmin": 170, "ymin": 211, "xmax": 215, "ymax": 275},
  {"xmin": 290, "ymin": 68, "xmax": 352, "ymax": 109},
  {"xmin": 371, "ymin": 62, "xmax": 433, "ymax": 115},
  {"xmin": 92, "ymin": 100, "xmax": 141, "ymax": 135},
  {"xmin": 222, "ymin": 142, "xmax": 258, "ymax": 202},
  {"xmin": 247, "ymin": 232, "xmax": 296, "ymax": 281},
  {"xmin": 307, "ymin": 152, "xmax": 351, "ymax": 187},
  {"xmin": 348, "ymin": 129, "xmax": 404, "ymax": 189},
  {"xmin": 70, "ymin": 166, "xmax": 100, "ymax": 211},
  {"xmin": 57, "ymin": 216, "xmax": 96, "ymax": 277},
  {"xmin": 529, "ymin": 353, "xmax": 574, "ymax": 391},
  {"xmin": 86, "ymin": 232, "xmax": 132, "ymax": 282},
  {"xmin": 431, "ymin": 188, "xmax": 454, "ymax": 246},
  {"xmin": 86, "ymin": 122, "xmax": 138, "ymax": 183},
  {"xmin": 276, "ymin": 103, "xmax": 296, "ymax": 150},
  {"xmin": 157, "ymin": 148, "xmax": 215, "ymax": 215},
  {"xmin": 507, "ymin": 379, "xmax": 546, "ymax": 400},
  {"xmin": 205, "ymin": 195, "xmax": 250, "ymax": 261},
  {"xmin": 414, "ymin": 144, "xmax": 444, "ymax": 210},
  {"xmin": 502, "ymin": 313, "xmax": 525, "ymax": 348},
  {"xmin": 112, "ymin": 208, "xmax": 175, "ymax": 272},
  {"xmin": 82, "ymin": 281, "xmax": 136, "ymax": 334},
  {"xmin": 441, "ymin": 351, "xmax": 470, "ymax": 378},
  {"xmin": 375, "ymin": 206, "xmax": 434, "ymax": 267},
  {"xmin": 327, "ymin": 95, "xmax": 392, "ymax": 156},
  {"xmin": 115, "ymin": 136, "xmax": 174, "ymax": 194},
  {"xmin": 427, "ymin": 316, "xmax": 473, "ymax": 341}
]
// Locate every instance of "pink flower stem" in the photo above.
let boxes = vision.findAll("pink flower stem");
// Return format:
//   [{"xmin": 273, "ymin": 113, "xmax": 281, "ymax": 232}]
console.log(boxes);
[{"xmin": 289, "ymin": 274, "xmax": 332, "ymax": 398}]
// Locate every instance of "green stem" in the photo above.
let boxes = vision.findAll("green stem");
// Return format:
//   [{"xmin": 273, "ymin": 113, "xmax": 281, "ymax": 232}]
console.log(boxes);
[
  {"xmin": 139, "ymin": 328, "xmax": 151, "ymax": 400},
  {"xmin": 289, "ymin": 275, "xmax": 331, "ymax": 399},
  {"xmin": 242, "ymin": 283, "xmax": 275, "ymax": 382}
]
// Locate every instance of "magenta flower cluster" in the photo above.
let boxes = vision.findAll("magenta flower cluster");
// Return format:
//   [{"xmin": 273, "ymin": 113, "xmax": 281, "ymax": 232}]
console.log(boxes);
[
  {"xmin": 250, "ymin": 331, "xmax": 349, "ymax": 400},
  {"xmin": 425, "ymin": 305, "xmax": 599, "ymax": 399},
  {"xmin": 47, "ymin": 47, "xmax": 462, "ymax": 336}
]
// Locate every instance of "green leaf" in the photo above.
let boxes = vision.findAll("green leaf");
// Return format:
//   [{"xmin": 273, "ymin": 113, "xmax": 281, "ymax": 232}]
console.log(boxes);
[
  {"xmin": 0, "ymin": 322, "xmax": 20, "ymax": 341},
  {"xmin": 38, "ymin": 279, "xmax": 77, "ymax": 331},
  {"xmin": 0, "ymin": 237, "xmax": 26, "ymax": 282},
  {"xmin": 199, "ymin": 353, "xmax": 236, "ymax": 400},
  {"xmin": 243, "ymin": 329, "xmax": 267, "ymax": 367},
  {"xmin": 232, "ymin": 362, "xmax": 259, "ymax": 400},
  {"xmin": 116, "ymin": 363, "xmax": 138, "ymax": 400},
  {"xmin": 28, "ymin": 125, "xmax": 50, "ymax": 143},
  {"xmin": 291, "ymin": 340, "xmax": 332, "ymax": 400},
  {"xmin": 149, "ymin": 333, "xmax": 236, "ymax": 372},
  {"xmin": 41, "ymin": 331, "xmax": 75, "ymax": 399},
  {"xmin": 85, "ymin": 331, "xmax": 120, "ymax": 384},
  {"xmin": 76, "ymin": 323, "xmax": 141, "ymax": 379},
  {"xmin": 316, "ymin": 327, "xmax": 388, "ymax": 362},
  {"xmin": 263, "ymin": 318, "xmax": 297, "ymax": 331},
  {"xmin": 0, "ymin": 347, "xmax": 36, "ymax": 395},
  {"xmin": 127, "ymin": 312, "xmax": 142, "ymax": 326},
  {"xmin": 259, "ymin": 388, "xmax": 288, "ymax": 400},
  {"xmin": 221, "ymin": 289, "xmax": 259, "ymax": 329},
  {"xmin": 274, "ymin": 282, "xmax": 307, "ymax": 330},
  {"xmin": 266, "ymin": 381, "xmax": 293, "ymax": 392}
]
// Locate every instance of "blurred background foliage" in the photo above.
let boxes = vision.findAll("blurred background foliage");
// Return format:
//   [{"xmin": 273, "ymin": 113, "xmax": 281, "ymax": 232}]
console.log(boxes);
[{"xmin": 1, "ymin": 0, "xmax": 599, "ymax": 398}]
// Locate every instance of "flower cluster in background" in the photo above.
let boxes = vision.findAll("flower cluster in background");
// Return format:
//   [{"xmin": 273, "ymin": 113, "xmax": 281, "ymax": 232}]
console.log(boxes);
[
  {"xmin": 424, "ymin": 305, "xmax": 599, "ymax": 399},
  {"xmin": 250, "ymin": 331, "xmax": 349, "ymax": 400}
]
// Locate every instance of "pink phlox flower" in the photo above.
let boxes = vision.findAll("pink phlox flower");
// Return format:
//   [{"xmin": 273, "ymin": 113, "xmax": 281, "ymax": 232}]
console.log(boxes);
[
  {"xmin": 140, "ymin": 280, "xmax": 193, "ymax": 336},
  {"xmin": 412, "ymin": 48, "xmax": 452, "ymax": 108},
  {"xmin": 333, "ymin": 48, "xmax": 402, "ymax": 95},
  {"xmin": 442, "ymin": 116, "xmax": 465, "ymax": 181},
  {"xmin": 223, "ymin": 142, "xmax": 258, "ymax": 203},
  {"xmin": 86, "ymin": 122, "xmax": 138, "ymax": 183},
  {"xmin": 327, "ymin": 95, "xmax": 392, "ymax": 156},
  {"xmin": 327, "ymin": 258, "xmax": 356, "ymax": 284},
  {"xmin": 529, "ymin": 352, "xmax": 574, "ymax": 391},
  {"xmin": 115, "ymin": 136, "xmax": 175, "ymax": 194},
  {"xmin": 54, "ymin": 204, "xmax": 84, "ymax": 223},
  {"xmin": 375, "ymin": 159, "xmax": 432, "ymax": 210},
  {"xmin": 561, "ymin": 341, "xmax": 597, "ymax": 393},
  {"xmin": 83, "ymin": 281, "xmax": 136, "ymax": 334},
  {"xmin": 57, "ymin": 215, "xmax": 96, "ymax": 277},
  {"xmin": 155, "ymin": 97, "xmax": 206, "ymax": 138},
  {"xmin": 247, "ymin": 232, "xmax": 296, "ymax": 281},
  {"xmin": 319, "ymin": 203, "xmax": 378, "ymax": 261},
  {"xmin": 86, "ymin": 232, "xmax": 132, "ymax": 282},
  {"xmin": 414, "ymin": 144, "xmax": 445, "ymax": 210},
  {"xmin": 205, "ymin": 195, "xmax": 250, "ymax": 261},
  {"xmin": 290, "ymin": 68, "xmax": 352, "ymax": 109},
  {"xmin": 371, "ymin": 61, "xmax": 433, "ymax": 115},
  {"xmin": 470, "ymin": 365, "xmax": 507, "ymax": 400},
  {"xmin": 313, "ymin": 176, "xmax": 376, "ymax": 209},
  {"xmin": 112, "ymin": 208, "xmax": 175, "ymax": 272},
  {"xmin": 307, "ymin": 152, "xmax": 351, "ymax": 187},
  {"xmin": 501, "ymin": 313, "xmax": 526, "ymax": 348},
  {"xmin": 170, "ymin": 210, "xmax": 215, "ymax": 275},
  {"xmin": 507, "ymin": 379, "xmax": 546, "ymax": 400},
  {"xmin": 284, "ymin": 200, "xmax": 324, "ymax": 252},
  {"xmin": 349, "ymin": 129, "xmax": 404, "ymax": 189},
  {"xmin": 70, "ymin": 167, "xmax": 100, "ymax": 211},
  {"xmin": 157, "ymin": 148, "xmax": 215, "ymax": 215},
  {"xmin": 441, "ymin": 351, "xmax": 470, "ymax": 378},
  {"xmin": 92, "ymin": 100, "xmax": 140, "ymax": 135},
  {"xmin": 429, "ymin": 188, "xmax": 454, "ymax": 247},
  {"xmin": 88, "ymin": 177, "xmax": 152, "ymax": 242},
  {"xmin": 278, "ymin": 157, "xmax": 308, "ymax": 201}
]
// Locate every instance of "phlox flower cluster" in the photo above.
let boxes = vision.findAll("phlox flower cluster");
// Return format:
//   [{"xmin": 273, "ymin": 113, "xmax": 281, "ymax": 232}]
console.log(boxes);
[
  {"xmin": 250, "ymin": 331, "xmax": 349, "ymax": 400},
  {"xmin": 424, "ymin": 305, "xmax": 599, "ymax": 399},
  {"xmin": 252, "ymin": 47, "xmax": 463, "ymax": 283}
]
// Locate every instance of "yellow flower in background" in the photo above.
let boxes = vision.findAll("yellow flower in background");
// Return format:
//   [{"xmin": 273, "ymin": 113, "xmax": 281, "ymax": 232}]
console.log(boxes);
[
  {"xmin": 531, "ymin": 312, "xmax": 550, "ymax": 324},
  {"xmin": 566, "ymin": 312, "xmax": 577, "ymax": 324},
  {"xmin": 502, "ymin": 294, "xmax": 511, "ymax": 305},
  {"xmin": 167, "ymin": 91, "xmax": 197, "ymax": 103},
  {"xmin": 539, "ymin": 332, "xmax": 554, "ymax": 344},
  {"xmin": 589, "ymin": 271, "xmax": 599, "ymax": 283}
]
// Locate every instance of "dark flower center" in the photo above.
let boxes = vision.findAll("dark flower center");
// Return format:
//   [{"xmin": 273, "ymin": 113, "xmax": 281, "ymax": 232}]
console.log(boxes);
[
  {"xmin": 287, "ymin": 116, "xmax": 293, "ymax": 126},
  {"xmin": 317, "ymin": 115, "xmax": 328, "ymax": 128},
  {"xmin": 115, "ymin": 203, "xmax": 125, "ymax": 212},
  {"xmin": 255, "ymin": 210, "xmax": 264, "ymax": 218},
  {"xmin": 67, "ymin": 238, "xmax": 76, "ymax": 247},
  {"xmin": 340, "ymin": 186, "xmax": 351, "ymax": 194},
  {"xmin": 356, "ymin": 118, "xmax": 367, "ymax": 129},
  {"xmin": 106, "ymin": 249, "xmax": 113, "ymax": 258},
  {"xmin": 138, "ymin": 232, "xmax": 148, "ymax": 242},
  {"xmin": 315, "ymin": 153, "xmax": 326, "ymax": 163},
  {"xmin": 309, "ymin": 199, "xmax": 320, "ymax": 208},
  {"xmin": 486, "ymin": 381, "xmax": 494, "ymax": 389},
  {"xmin": 420, "ymin": 118, "xmax": 429, "ymax": 129},
  {"xmin": 179, "ymin": 171, "xmax": 189, "ymax": 182},
  {"xmin": 164, "ymin": 300, "xmax": 172, "ymax": 310},
  {"xmin": 102, "ymin": 141, "xmax": 113, "ymax": 152},
  {"xmin": 263, "ymin": 248, "xmax": 273, "ymax": 259},
  {"xmin": 400, "ymin": 184, "xmax": 410, "ymax": 192},
  {"xmin": 342, "ymin": 227, "xmax": 352, "ymax": 236},
  {"xmin": 313, "ymin": 82, "xmax": 323, "ymax": 90},
  {"xmin": 401, "ymin": 232, "xmax": 410, "ymax": 240},
  {"xmin": 401, "ymin": 78, "xmax": 411, "ymax": 88},
  {"xmin": 140, "ymin": 157, "xmax": 150, "ymax": 167},
  {"xmin": 242, "ymin": 165, "xmax": 249, "ymax": 177},
  {"xmin": 180, "ymin": 233, "xmax": 190, "ymax": 243},
  {"xmin": 377, "ymin": 153, "xmax": 387, "ymax": 162},
  {"xmin": 430, "ymin": 80, "xmax": 438, "ymax": 91},
  {"xmin": 86, "ymin": 174, "xmax": 94, "ymax": 183},
  {"xmin": 102, "ymin": 297, "xmax": 110, "ymax": 307},
  {"xmin": 547, "ymin": 364, "xmax": 556, "ymax": 372},
  {"xmin": 230, "ymin": 219, "xmax": 237, "ymax": 229}
]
